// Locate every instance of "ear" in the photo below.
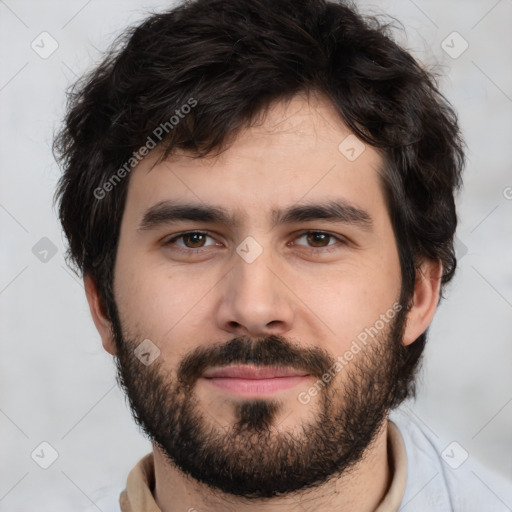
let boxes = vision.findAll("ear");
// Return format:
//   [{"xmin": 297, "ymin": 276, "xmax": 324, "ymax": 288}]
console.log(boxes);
[
  {"xmin": 84, "ymin": 274, "xmax": 117, "ymax": 355},
  {"xmin": 402, "ymin": 259, "xmax": 442, "ymax": 347}
]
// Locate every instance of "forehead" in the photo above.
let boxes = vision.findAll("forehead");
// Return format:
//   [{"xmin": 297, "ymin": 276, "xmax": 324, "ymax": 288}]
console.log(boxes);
[{"xmin": 122, "ymin": 92, "xmax": 387, "ymax": 228}]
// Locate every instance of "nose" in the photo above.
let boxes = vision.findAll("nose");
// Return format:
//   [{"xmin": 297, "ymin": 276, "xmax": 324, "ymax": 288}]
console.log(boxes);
[{"xmin": 214, "ymin": 249, "xmax": 295, "ymax": 338}]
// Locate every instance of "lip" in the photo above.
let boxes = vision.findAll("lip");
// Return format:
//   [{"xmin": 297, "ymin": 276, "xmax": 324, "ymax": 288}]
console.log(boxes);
[
  {"xmin": 201, "ymin": 365, "xmax": 311, "ymax": 396},
  {"xmin": 202, "ymin": 365, "xmax": 309, "ymax": 379}
]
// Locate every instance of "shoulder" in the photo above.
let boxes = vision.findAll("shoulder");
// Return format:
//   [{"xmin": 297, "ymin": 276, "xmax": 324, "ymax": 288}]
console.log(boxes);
[{"xmin": 389, "ymin": 405, "xmax": 512, "ymax": 512}]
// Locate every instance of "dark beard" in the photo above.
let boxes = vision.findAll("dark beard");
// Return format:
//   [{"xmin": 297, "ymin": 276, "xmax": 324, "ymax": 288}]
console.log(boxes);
[{"xmin": 111, "ymin": 305, "xmax": 408, "ymax": 499}]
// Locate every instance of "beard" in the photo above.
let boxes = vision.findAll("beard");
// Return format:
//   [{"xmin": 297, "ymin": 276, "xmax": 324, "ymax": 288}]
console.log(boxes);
[{"xmin": 110, "ymin": 301, "xmax": 410, "ymax": 499}]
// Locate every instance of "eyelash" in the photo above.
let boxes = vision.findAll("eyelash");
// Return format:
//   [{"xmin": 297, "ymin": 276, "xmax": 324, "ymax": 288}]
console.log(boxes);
[{"xmin": 163, "ymin": 230, "xmax": 347, "ymax": 255}]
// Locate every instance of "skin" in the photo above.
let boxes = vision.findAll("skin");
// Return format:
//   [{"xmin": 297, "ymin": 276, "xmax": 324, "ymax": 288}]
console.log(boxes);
[{"xmin": 85, "ymin": 91, "xmax": 441, "ymax": 512}]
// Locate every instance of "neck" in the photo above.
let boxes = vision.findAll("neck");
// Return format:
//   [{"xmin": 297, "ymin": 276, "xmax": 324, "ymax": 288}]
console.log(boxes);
[{"xmin": 152, "ymin": 420, "xmax": 392, "ymax": 512}]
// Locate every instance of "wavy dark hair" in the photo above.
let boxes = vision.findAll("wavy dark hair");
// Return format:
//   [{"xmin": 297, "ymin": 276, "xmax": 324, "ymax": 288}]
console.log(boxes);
[{"xmin": 54, "ymin": 0, "xmax": 464, "ymax": 402}]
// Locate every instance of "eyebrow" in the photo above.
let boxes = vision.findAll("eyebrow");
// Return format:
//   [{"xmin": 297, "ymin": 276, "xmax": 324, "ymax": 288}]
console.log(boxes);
[{"xmin": 138, "ymin": 199, "xmax": 373, "ymax": 232}]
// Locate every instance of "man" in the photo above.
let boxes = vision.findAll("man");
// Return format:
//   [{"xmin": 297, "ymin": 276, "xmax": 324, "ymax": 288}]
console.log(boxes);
[{"xmin": 53, "ymin": 0, "xmax": 510, "ymax": 510}]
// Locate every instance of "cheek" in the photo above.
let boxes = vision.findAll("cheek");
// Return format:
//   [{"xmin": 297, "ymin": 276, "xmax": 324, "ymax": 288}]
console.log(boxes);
[
  {"xmin": 114, "ymin": 261, "xmax": 216, "ymax": 346},
  {"xmin": 301, "ymin": 259, "xmax": 400, "ymax": 354}
]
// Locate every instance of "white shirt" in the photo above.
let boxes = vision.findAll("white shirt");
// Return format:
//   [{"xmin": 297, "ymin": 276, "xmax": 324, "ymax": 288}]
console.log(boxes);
[{"xmin": 389, "ymin": 406, "xmax": 512, "ymax": 511}]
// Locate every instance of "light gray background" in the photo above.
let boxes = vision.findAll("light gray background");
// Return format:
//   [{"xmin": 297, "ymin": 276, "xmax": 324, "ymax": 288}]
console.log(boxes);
[{"xmin": 1, "ymin": 0, "xmax": 511, "ymax": 510}]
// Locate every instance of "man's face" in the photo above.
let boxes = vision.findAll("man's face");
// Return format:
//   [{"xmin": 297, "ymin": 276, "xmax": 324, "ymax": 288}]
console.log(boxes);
[{"xmin": 110, "ymin": 93, "xmax": 408, "ymax": 497}]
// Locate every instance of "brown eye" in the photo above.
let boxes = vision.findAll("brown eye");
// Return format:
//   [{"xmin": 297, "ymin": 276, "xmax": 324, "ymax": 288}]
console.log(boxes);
[
  {"xmin": 294, "ymin": 231, "xmax": 344, "ymax": 249},
  {"xmin": 305, "ymin": 232, "xmax": 331, "ymax": 247},
  {"xmin": 181, "ymin": 232, "xmax": 207, "ymax": 248},
  {"xmin": 164, "ymin": 231, "xmax": 217, "ymax": 250}
]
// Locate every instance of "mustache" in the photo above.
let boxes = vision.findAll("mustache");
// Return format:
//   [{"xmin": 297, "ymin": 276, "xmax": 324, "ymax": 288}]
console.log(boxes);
[{"xmin": 177, "ymin": 334, "xmax": 336, "ymax": 387}]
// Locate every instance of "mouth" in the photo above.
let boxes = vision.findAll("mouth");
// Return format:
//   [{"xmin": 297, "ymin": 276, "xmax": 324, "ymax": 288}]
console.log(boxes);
[{"xmin": 201, "ymin": 365, "xmax": 311, "ymax": 396}]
